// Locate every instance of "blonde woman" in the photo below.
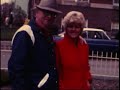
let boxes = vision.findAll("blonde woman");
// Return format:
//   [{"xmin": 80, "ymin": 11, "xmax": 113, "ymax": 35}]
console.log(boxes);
[{"xmin": 56, "ymin": 11, "xmax": 92, "ymax": 90}]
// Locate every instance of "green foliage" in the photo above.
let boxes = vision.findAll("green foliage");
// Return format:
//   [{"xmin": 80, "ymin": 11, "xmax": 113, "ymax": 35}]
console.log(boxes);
[
  {"xmin": 13, "ymin": 6, "xmax": 27, "ymax": 27},
  {"xmin": 0, "ymin": 26, "xmax": 18, "ymax": 41}
]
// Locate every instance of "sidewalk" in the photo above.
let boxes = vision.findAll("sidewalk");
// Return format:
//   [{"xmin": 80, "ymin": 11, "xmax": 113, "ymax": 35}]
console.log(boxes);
[
  {"xmin": 1, "ymin": 85, "xmax": 11, "ymax": 90},
  {"xmin": 1, "ymin": 78, "xmax": 119, "ymax": 90},
  {"xmin": 92, "ymin": 78, "xmax": 119, "ymax": 90}
]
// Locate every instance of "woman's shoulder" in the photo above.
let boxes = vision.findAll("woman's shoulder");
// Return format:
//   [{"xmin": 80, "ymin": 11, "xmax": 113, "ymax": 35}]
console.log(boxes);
[
  {"xmin": 56, "ymin": 39, "xmax": 64, "ymax": 45},
  {"xmin": 55, "ymin": 37, "xmax": 67, "ymax": 48},
  {"xmin": 79, "ymin": 36, "xmax": 87, "ymax": 45}
]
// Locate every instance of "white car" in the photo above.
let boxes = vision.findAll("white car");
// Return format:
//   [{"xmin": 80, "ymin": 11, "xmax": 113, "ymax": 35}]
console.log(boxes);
[{"xmin": 58, "ymin": 28, "xmax": 111, "ymax": 40}]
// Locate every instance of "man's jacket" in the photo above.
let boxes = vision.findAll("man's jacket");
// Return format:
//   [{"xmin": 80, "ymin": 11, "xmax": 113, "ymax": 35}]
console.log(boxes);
[{"xmin": 8, "ymin": 19, "xmax": 58, "ymax": 90}]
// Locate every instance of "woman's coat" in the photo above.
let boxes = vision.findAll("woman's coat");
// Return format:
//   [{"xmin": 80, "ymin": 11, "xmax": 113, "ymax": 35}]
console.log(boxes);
[{"xmin": 56, "ymin": 34, "xmax": 92, "ymax": 90}]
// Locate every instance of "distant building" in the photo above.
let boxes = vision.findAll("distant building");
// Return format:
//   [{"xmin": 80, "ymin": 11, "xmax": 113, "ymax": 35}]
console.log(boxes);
[
  {"xmin": 58, "ymin": 0, "xmax": 119, "ymax": 36},
  {"xmin": 28, "ymin": 0, "xmax": 119, "ymax": 37},
  {"xmin": 15, "ymin": 0, "xmax": 29, "ymax": 16}
]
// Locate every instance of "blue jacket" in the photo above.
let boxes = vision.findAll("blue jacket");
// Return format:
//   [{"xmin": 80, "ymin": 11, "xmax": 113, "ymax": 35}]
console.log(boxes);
[{"xmin": 8, "ymin": 19, "xmax": 58, "ymax": 90}]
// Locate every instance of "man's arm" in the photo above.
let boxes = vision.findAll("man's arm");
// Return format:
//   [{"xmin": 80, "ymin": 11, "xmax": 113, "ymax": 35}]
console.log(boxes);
[{"xmin": 8, "ymin": 31, "xmax": 33, "ymax": 89}]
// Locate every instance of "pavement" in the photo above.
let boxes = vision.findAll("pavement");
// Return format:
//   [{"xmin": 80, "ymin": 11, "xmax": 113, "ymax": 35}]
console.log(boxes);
[{"xmin": 1, "ymin": 78, "xmax": 119, "ymax": 90}]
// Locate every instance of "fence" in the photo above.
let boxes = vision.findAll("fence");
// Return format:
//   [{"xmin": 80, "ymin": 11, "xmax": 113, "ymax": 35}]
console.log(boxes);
[
  {"xmin": 1, "ymin": 41, "xmax": 119, "ymax": 78},
  {"xmin": 1, "ymin": 41, "xmax": 11, "ymax": 50},
  {"xmin": 89, "ymin": 50, "xmax": 119, "ymax": 78}
]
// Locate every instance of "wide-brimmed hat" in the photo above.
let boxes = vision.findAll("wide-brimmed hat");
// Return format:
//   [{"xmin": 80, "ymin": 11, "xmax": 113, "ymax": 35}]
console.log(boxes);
[{"xmin": 36, "ymin": 0, "xmax": 62, "ymax": 14}]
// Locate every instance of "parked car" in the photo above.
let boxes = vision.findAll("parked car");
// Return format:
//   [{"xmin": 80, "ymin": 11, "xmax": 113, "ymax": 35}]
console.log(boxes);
[
  {"xmin": 58, "ymin": 28, "xmax": 111, "ymax": 40},
  {"xmin": 54, "ymin": 28, "xmax": 119, "ymax": 56},
  {"xmin": 81, "ymin": 28, "xmax": 111, "ymax": 40}
]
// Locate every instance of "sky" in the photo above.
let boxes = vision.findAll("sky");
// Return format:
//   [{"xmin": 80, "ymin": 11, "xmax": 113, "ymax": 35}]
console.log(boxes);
[
  {"xmin": 1, "ymin": 0, "xmax": 29, "ymax": 15},
  {"xmin": 1, "ymin": 0, "xmax": 14, "ymax": 4}
]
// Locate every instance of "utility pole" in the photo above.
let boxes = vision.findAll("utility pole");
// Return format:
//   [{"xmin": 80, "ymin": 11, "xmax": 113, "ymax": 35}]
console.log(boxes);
[{"xmin": 28, "ymin": 0, "xmax": 32, "ymax": 19}]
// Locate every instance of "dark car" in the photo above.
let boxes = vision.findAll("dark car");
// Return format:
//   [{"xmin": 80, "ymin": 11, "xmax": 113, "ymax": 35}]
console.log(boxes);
[
  {"xmin": 81, "ymin": 28, "xmax": 119, "ymax": 53},
  {"xmin": 54, "ymin": 28, "xmax": 119, "ymax": 57}
]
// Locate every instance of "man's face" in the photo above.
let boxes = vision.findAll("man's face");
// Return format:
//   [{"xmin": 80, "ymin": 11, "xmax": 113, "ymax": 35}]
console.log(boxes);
[{"xmin": 35, "ymin": 9, "xmax": 57, "ymax": 30}]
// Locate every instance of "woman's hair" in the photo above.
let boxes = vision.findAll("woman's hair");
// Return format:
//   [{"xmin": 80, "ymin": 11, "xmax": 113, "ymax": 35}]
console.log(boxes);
[{"xmin": 62, "ymin": 11, "xmax": 85, "ymax": 29}]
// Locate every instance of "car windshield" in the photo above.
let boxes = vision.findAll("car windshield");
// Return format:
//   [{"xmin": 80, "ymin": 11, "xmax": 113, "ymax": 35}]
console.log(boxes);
[
  {"xmin": 82, "ymin": 31, "xmax": 110, "ymax": 40},
  {"xmin": 58, "ymin": 28, "xmax": 111, "ymax": 40}
]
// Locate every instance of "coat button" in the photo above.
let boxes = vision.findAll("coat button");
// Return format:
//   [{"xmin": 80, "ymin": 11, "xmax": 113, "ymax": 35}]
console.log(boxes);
[{"xmin": 54, "ymin": 67, "xmax": 56, "ymax": 70}]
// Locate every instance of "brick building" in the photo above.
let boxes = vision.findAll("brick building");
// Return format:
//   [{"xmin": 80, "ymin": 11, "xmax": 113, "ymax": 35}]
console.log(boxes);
[{"xmin": 28, "ymin": 0, "xmax": 119, "ymax": 37}]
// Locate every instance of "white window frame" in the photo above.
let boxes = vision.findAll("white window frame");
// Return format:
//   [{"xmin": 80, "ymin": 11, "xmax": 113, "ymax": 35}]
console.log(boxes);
[
  {"xmin": 111, "ymin": 22, "xmax": 119, "ymax": 30},
  {"xmin": 76, "ymin": 0, "xmax": 90, "ymax": 3},
  {"xmin": 113, "ymin": 0, "xmax": 119, "ymax": 7},
  {"xmin": 62, "ymin": 0, "xmax": 76, "ymax": 5},
  {"xmin": 85, "ymin": 19, "xmax": 88, "ymax": 28},
  {"xmin": 62, "ymin": 0, "xmax": 90, "ymax": 5}
]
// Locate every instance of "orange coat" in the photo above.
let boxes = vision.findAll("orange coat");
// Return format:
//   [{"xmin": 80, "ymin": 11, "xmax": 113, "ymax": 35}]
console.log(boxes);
[{"xmin": 55, "ymin": 34, "xmax": 92, "ymax": 90}]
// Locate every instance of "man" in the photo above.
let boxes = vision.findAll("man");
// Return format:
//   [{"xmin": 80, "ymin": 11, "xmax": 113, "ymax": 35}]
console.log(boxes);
[{"xmin": 8, "ymin": 0, "xmax": 62, "ymax": 90}]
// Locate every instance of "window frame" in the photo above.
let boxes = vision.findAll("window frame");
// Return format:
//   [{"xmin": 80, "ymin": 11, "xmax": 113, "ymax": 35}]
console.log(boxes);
[
  {"xmin": 113, "ymin": 0, "xmax": 119, "ymax": 6},
  {"xmin": 77, "ymin": 0, "xmax": 90, "ymax": 3}
]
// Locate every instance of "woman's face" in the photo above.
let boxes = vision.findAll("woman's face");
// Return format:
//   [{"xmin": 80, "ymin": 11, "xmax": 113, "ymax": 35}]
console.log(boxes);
[{"xmin": 66, "ymin": 22, "xmax": 83, "ymax": 38}]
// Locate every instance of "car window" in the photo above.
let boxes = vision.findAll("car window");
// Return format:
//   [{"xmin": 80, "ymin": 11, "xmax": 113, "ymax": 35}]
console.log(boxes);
[
  {"xmin": 88, "ymin": 31, "xmax": 102, "ymax": 39},
  {"xmin": 101, "ymin": 32, "xmax": 110, "ymax": 39}
]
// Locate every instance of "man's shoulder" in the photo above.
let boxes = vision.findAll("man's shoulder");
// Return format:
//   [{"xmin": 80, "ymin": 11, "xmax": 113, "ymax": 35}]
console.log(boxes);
[{"xmin": 11, "ymin": 25, "xmax": 35, "ymax": 45}]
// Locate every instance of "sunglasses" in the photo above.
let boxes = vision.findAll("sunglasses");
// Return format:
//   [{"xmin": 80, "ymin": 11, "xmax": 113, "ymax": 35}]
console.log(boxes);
[{"xmin": 42, "ymin": 10, "xmax": 57, "ymax": 18}]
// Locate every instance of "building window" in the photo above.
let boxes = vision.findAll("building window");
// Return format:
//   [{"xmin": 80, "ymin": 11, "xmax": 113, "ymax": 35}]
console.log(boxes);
[
  {"xmin": 77, "ymin": 0, "xmax": 89, "ymax": 2},
  {"xmin": 85, "ymin": 19, "xmax": 88, "ymax": 27},
  {"xmin": 62, "ymin": 0, "xmax": 76, "ymax": 5},
  {"xmin": 76, "ymin": 0, "xmax": 90, "ymax": 6},
  {"xmin": 61, "ymin": 0, "xmax": 89, "ymax": 5},
  {"xmin": 111, "ymin": 22, "xmax": 119, "ymax": 30},
  {"xmin": 114, "ymin": 0, "xmax": 119, "ymax": 3},
  {"xmin": 111, "ymin": 22, "xmax": 119, "ymax": 38},
  {"xmin": 113, "ymin": 0, "xmax": 119, "ymax": 6}
]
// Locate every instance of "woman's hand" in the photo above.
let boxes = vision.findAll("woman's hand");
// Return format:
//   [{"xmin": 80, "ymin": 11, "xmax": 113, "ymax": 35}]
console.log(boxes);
[{"xmin": 87, "ymin": 80, "xmax": 92, "ymax": 90}]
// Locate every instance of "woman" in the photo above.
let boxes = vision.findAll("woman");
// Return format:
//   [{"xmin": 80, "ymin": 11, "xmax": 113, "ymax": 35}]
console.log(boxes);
[{"xmin": 55, "ymin": 11, "xmax": 92, "ymax": 90}]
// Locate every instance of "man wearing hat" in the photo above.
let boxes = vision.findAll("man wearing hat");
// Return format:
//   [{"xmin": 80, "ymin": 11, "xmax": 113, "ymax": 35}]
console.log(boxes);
[{"xmin": 8, "ymin": 0, "xmax": 62, "ymax": 90}]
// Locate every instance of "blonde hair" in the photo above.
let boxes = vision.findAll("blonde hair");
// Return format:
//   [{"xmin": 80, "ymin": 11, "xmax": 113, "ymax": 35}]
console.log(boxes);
[{"xmin": 62, "ymin": 11, "xmax": 85, "ymax": 29}]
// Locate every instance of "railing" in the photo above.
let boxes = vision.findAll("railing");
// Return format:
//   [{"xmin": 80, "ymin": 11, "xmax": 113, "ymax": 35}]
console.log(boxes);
[
  {"xmin": 0, "ymin": 41, "xmax": 11, "ymax": 50},
  {"xmin": 1, "ymin": 41, "xmax": 119, "ymax": 78},
  {"xmin": 89, "ymin": 51, "xmax": 119, "ymax": 78}
]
